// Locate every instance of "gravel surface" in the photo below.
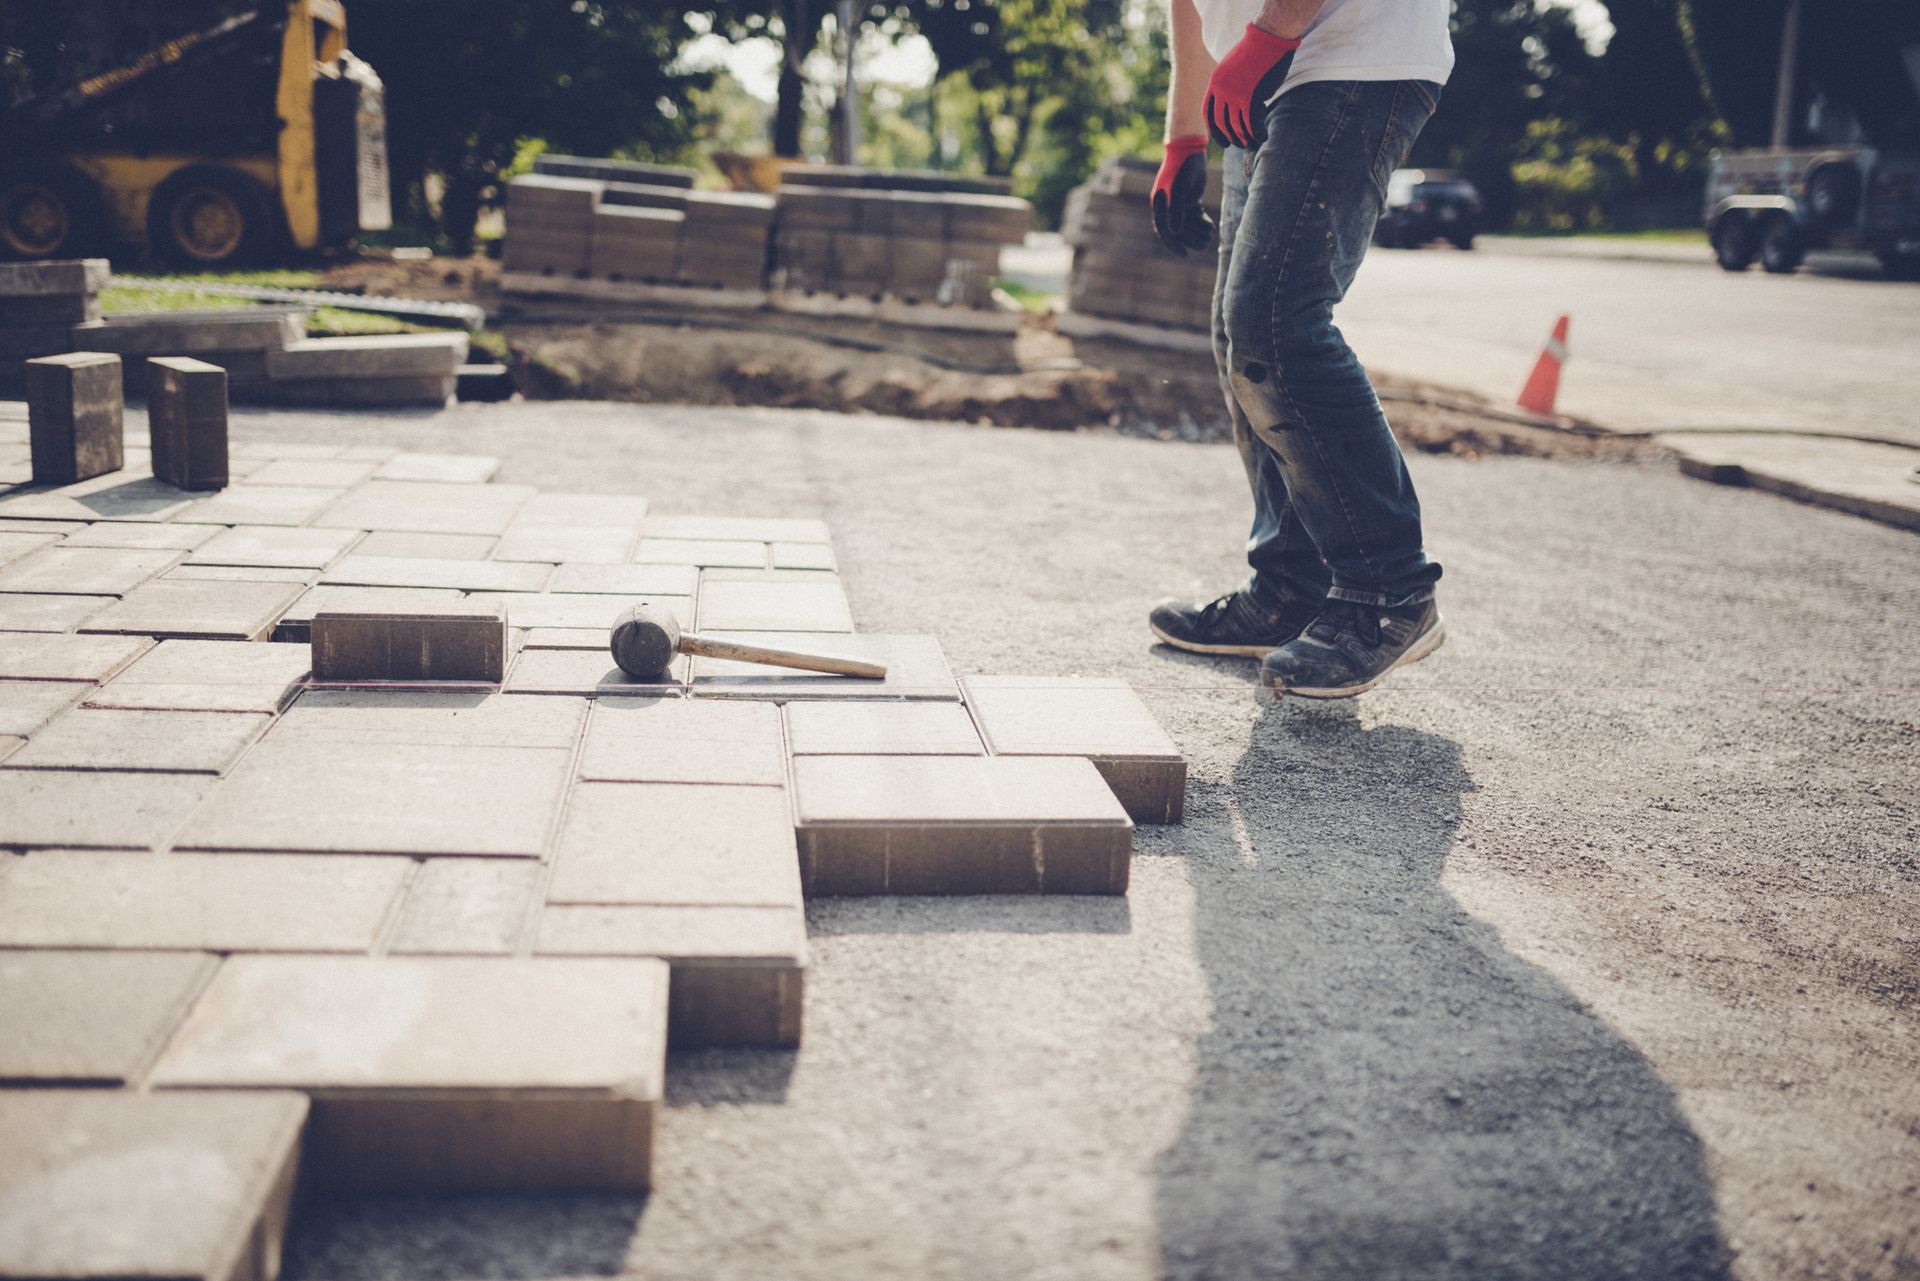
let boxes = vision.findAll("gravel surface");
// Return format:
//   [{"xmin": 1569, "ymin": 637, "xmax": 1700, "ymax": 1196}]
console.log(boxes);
[{"xmin": 270, "ymin": 399, "xmax": 1919, "ymax": 1281}]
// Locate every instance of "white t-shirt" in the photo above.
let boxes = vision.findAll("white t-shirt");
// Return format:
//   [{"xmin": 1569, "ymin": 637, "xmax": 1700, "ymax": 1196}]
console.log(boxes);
[{"xmin": 1195, "ymin": 0, "xmax": 1454, "ymax": 96}]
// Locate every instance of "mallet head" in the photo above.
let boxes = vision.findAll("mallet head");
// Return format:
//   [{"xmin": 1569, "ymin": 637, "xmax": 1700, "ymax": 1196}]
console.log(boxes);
[{"xmin": 610, "ymin": 602, "xmax": 681, "ymax": 678}]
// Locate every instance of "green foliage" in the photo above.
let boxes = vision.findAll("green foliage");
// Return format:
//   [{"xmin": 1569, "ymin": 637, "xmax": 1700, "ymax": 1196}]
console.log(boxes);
[{"xmin": 1509, "ymin": 119, "xmax": 1638, "ymax": 230}]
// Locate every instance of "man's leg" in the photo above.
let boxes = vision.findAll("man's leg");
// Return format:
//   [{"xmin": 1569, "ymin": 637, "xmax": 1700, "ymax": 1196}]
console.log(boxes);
[
  {"xmin": 1148, "ymin": 145, "xmax": 1331, "ymax": 658},
  {"xmin": 1220, "ymin": 79, "xmax": 1448, "ymax": 695}
]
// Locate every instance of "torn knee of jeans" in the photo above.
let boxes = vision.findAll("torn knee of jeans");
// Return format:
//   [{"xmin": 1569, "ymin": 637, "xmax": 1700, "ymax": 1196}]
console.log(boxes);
[{"xmin": 1241, "ymin": 360, "xmax": 1269, "ymax": 384}]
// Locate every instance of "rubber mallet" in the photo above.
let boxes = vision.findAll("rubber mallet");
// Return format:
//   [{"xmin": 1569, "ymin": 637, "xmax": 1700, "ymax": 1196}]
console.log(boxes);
[{"xmin": 610, "ymin": 602, "xmax": 887, "ymax": 680}]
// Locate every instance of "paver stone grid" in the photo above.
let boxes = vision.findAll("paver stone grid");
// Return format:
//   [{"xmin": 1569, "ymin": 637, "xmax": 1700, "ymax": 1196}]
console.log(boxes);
[{"xmin": 0, "ymin": 417, "xmax": 1187, "ymax": 1274}]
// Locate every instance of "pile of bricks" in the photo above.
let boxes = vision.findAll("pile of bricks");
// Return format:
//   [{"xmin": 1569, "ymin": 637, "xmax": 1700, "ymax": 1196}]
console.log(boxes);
[
  {"xmin": 771, "ymin": 165, "xmax": 1031, "ymax": 304},
  {"xmin": 1062, "ymin": 155, "xmax": 1224, "ymax": 332},
  {"xmin": 1, "ymin": 260, "xmax": 470, "ymax": 407},
  {"xmin": 0, "ymin": 407, "xmax": 1187, "ymax": 1278},
  {"xmin": 504, "ymin": 173, "xmax": 776, "ymax": 292}
]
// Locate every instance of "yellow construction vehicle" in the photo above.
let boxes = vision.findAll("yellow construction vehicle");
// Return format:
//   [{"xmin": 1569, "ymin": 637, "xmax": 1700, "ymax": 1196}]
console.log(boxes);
[{"xmin": 0, "ymin": 0, "xmax": 390, "ymax": 267}]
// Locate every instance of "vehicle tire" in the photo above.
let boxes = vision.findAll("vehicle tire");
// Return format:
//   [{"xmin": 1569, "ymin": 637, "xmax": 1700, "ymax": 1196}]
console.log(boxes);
[
  {"xmin": 1711, "ymin": 214, "xmax": 1756, "ymax": 271},
  {"xmin": 147, "ymin": 166, "xmax": 276, "ymax": 269},
  {"xmin": 1804, "ymin": 161, "xmax": 1861, "ymax": 230},
  {"xmin": 1758, "ymin": 213, "xmax": 1805, "ymax": 274},
  {"xmin": 0, "ymin": 165, "xmax": 106, "ymax": 260},
  {"xmin": 1449, "ymin": 232, "xmax": 1475, "ymax": 250}
]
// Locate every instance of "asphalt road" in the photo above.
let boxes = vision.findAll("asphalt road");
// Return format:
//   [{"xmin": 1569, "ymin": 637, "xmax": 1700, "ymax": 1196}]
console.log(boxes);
[
  {"xmin": 1339, "ymin": 239, "xmax": 1920, "ymax": 446},
  {"xmin": 270, "ymin": 399, "xmax": 1918, "ymax": 1281}
]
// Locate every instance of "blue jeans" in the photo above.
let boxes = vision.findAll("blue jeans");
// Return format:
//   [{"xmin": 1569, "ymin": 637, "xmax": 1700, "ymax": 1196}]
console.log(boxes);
[{"xmin": 1213, "ymin": 79, "xmax": 1443, "ymax": 609}]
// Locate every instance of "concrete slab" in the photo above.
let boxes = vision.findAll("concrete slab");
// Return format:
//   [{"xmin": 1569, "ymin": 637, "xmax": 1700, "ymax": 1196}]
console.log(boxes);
[
  {"xmin": 1661, "ymin": 432, "xmax": 1920, "ymax": 533},
  {"xmin": 0, "ymin": 950, "xmax": 214, "ymax": 1085},
  {"xmin": 189, "ymin": 524, "xmax": 363, "ymax": 568},
  {"xmin": 0, "ymin": 1090, "xmax": 306, "ymax": 1281},
  {"xmin": 0, "ymin": 850, "xmax": 411, "ymax": 950},
  {"xmin": 79, "ymin": 575, "xmax": 305, "ymax": 641},
  {"xmin": 786, "ymin": 700, "xmax": 984, "ymax": 755},
  {"xmin": 0, "ymin": 631, "xmax": 148, "ymax": 681},
  {"xmin": 150, "ymin": 955, "xmax": 668, "ymax": 1191},
  {"xmin": 578, "ymin": 697, "xmax": 783, "ymax": 784},
  {"xmin": 792, "ymin": 755, "xmax": 1132, "ymax": 894},
  {"xmin": 85, "ymin": 638, "xmax": 310, "ymax": 713},
  {"xmin": 7, "ymin": 707, "xmax": 269, "ymax": 773},
  {"xmin": 0, "ymin": 770, "xmax": 216, "ymax": 848},
  {"xmin": 963, "ymin": 675, "xmax": 1188, "ymax": 823},
  {"xmin": 548, "ymin": 782, "xmax": 802, "ymax": 907}
]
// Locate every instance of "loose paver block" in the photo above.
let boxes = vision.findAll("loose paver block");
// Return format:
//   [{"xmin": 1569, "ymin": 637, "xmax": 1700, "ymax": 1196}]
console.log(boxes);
[
  {"xmin": 151, "ymin": 955, "xmax": 669, "ymax": 1191},
  {"xmin": 0, "ymin": 950, "xmax": 215, "ymax": 1084},
  {"xmin": 190, "ymin": 524, "xmax": 363, "ymax": 569},
  {"xmin": 0, "ymin": 592, "xmax": 114, "ymax": 632},
  {"xmin": 0, "ymin": 677, "xmax": 83, "ymax": 735},
  {"xmin": 321, "ymin": 553, "xmax": 550, "ymax": 593},
  {"xmin": 79, "ymin": 575, "xmax": 304, "ymax": 641},
  {"xmin": 964, "ymin": 675, "xmax": 1188, "ymax": 823},
  {"xmin": 146, "ymin": 356, "xmax": 230, "ymax": 491},
  {"xmin": 0, "ymin": 1090, "xmax": 307, "ymax": 1281},
  {"xmin": 505, "ymin": 646, "xmax": 688, "ymax": 694},
  {"xmin": 178, "ymin": 737, "xmax": 571, "ymax": 857},
  {"xmin": 311, "ymin": 598, "xmax": 508, "ymax": 683},
  {"xmin": 691, "ymin": 632, "xmax": 960, "ymax": 701},
  {"xmin": 314, "ymin": 480, "xmax": 537, "ymax": 536},
  {"xmin": 792, "ymin": 755, "xmax": 1133, "ymax": 894},
  {"xmin": 0, "ymin": 851, "xmax": 411, "ymax": 951},
  {"xmin": 641, "ymin": 514, "xmax": 829, "ymax": 543},
  {"xmin": 61, "ymin": 521, "xmax": 218, "ymax": 551},
  {"xmin": 786, "ymin": 700, "xmax": 985, "ymax": 755},
  {"xmin": 633, "ymin": 537, "xmax": 767, "ymax": 568},
  {"xmin": 7, "ymin": 706, "xmax": 269, "ymax": 773},
  {"xmin": 0, "ymin": 631, "xmax": 147, "ymax": 681},
  {"xmin": 352, "ymin": 530, "xmax": 497, "ymax": 560},
  {"xmin": 388, "ymin": 859, "xmax": 543, "ymax": 955},
  {"xmin": 85, "ymin": 638, "xmax": 311, "ymax": 713},
  {"xmin": 537, "ymin": 905, "xmax": 806, "ymax": 1047},
  {"xmin": 26, "ymin": 352, "xmax": 123, "ymax": 485},
  {"xmin": 0, "ymin": 544, "xmax": 180, "ymax": 595},
  {"xmin": 0, "ymin": 769, "xmax": 215, "ymax": 848},
  {"xmin": 579, "ymin": 698, "xmax": 784, "ymax": 784},
  {"xmin": 549, "ymin": 782, "xmax": 802, "ymax": 908},
  {"xmin": 374, "ymin": 452, "xmax": 501, "ymax": 484},
  {"xmin": 697, "ymin": 577, "xmax": 853, "ymax": 632},
  {"xmin": 172, "ymin": 483, "xmax": 345, "ymax": 527},
  {"xmin": 243, "ymin": 458, "xmax": 376, "ymax": 488},
  {"xmin": 547, "ymin": 562, "xmax": 698, "ymax": 597},
  {"xmin": 274, "ymin": 583, "xmax": 463, "ymax": 642}
]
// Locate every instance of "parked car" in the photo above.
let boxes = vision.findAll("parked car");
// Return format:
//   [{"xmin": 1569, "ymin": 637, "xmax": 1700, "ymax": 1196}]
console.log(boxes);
[
  {"xmin": 1374, "ymin": 169, "xmax": 1482, "ymax": 250},
  {"xmin": 1705, "ymin": 147, "xmax": 1920, "ymax": 278}
]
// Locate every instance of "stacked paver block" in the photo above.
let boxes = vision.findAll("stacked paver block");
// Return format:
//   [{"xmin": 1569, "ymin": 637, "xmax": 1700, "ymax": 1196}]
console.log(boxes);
[
  {"xmin": 535, "ymin": 154, "xmax": 697, "ymax": 188},
  {"xmin": 502, "ymin": 174, "xmax": 601, "ymax": 276},
  {"xmin": 146, "ymin": 356, "xmax": 229, "ymax": 491},
  {"xmin": 0, "ymin": 259, "xmax": 107, "ymax": 377},
  {"xmin": 774, "ymin": 163, "xmax": 1013, "ymax": 197},
  {"xmin": 771, "ymin": 178, "xmax": 1031, "ymax": 303},
  {"xmin": 79, "ymin": 307, "xmax": 307, "ymax": 395},
  {"xmin": 1063, "ymin": 154, "xmax": 1224, "ymax": 332},
  {"xmin": 257, "ymin": 331, "xmax": 469, "ymax": 407},
  {"xmin": 503, "ymin": 173, "xmax": 776, "ymax": 291},
  {"xmin": 25, "ymin": 351, "xmax": 123, "ymax": 484},
  {"xmin": 0, "ymin": 422, "xmax": 1190, "ymax": 1276}
]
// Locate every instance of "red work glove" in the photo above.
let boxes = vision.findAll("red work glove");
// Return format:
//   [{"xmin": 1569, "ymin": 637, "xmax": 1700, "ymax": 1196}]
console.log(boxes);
[
  {"xmin": 1204, "ymin": 23, "xmax": 1302, "ymax": 150},
  {"xmin": 1151, "ymin": 135, "xmax": 1214, "ymax": 255}
]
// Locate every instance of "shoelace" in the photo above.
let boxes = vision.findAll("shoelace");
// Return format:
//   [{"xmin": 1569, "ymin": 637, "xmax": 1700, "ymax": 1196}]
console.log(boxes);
[{"xmin": 1197, "ymin": 593, "xmax": 1242, "ymax": 627}]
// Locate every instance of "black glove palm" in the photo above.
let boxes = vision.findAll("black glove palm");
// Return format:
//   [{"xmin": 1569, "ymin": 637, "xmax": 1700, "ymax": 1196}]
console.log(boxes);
[{"xmin": 1151, "ymin": 145, "xmax": 1215, "ymax": 256}]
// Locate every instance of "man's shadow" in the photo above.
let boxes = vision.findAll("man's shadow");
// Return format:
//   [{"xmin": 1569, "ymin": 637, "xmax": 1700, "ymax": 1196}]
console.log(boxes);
[{"xmin": 1156, "ymin": 705, "xmax": 1731, "ymax": 1280}]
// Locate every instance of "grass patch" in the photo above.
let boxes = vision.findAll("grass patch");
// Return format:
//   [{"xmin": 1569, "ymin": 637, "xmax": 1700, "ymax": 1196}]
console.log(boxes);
[
  {"xmin": 114, "ymin": 268, "xmax": 327, "ymax": 289},
  {"xmin": 995, "ymin": 279, "xmax": 1060, "ymax": 313},
  {"xmin": 100, "ymin": 286, "xmax": 425, "ymax": 338}
]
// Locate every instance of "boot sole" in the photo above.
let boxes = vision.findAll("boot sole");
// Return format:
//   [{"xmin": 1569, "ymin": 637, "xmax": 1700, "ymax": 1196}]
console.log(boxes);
[
  {"xmin": 1264, "ymin": 617, "xmax": 1447, "ymax": 698},
  {"xmin": 1149, "ymin": 620, "xmax": 1279, "ymax": 659}
]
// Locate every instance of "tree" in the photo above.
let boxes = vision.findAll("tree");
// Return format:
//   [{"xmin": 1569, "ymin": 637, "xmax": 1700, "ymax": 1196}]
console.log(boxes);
[
  {"xmin": 702, "ymin": 0, "xmax": 828, "ymax": 157},
  {"xmin": 347, "ymin": 0, "xmax": 707, "ymax": 252}
]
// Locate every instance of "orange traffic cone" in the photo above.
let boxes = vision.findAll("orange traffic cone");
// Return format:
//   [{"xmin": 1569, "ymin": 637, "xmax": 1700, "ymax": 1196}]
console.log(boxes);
[{"xmin": 1516, "ymin": 314, "xmax": 1570, "ymax": 418}]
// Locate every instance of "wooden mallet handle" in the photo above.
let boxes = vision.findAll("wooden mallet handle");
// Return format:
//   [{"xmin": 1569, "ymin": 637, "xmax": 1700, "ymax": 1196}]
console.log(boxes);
[{"xmin": 678, "ymin": 631, "xmax": 887, "ymax": 679}]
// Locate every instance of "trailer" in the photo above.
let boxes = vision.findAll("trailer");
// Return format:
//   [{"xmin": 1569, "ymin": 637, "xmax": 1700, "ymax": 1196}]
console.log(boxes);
[{"xmin": 1705, "ymin": 147, "xmax": 1920, "ymax": 279}]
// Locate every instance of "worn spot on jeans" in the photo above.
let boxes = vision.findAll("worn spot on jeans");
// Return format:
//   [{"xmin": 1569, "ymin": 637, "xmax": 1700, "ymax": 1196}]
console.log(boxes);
[{"xmin": 1244, "ymin": 361, "xmax": 1268, "ymax": 384}]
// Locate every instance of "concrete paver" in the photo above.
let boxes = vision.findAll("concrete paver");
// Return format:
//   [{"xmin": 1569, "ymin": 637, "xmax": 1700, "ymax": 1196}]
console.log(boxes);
[
  {"xmin": 311, "ymin": 599, "xmax": 508, "ymax": 684},
  {"xmin": 0, "ymin": 529, "xmax": 59, "ymax": 566},
  {"xmin": 0, "ymin": 544, "xmax": 180, "ymax": 595},
  {"xmin": 274, "ymin": 688, "xmax": 586, "ymax": 749},
  {"xmin": 0, "ymin": 850, "xmax": 411, "ymax": 950},
  {"xmin": 579, "ymin": 698, "xmax": 785, "ymax": 784},
  {"xmin": 785, "ymin": 700, "xmax": 984, "ymax": 755},
  {"xmin": 545, "ymin": 562, "xmax": 700, "ymax": 596},
  {"xmin": 697, "ymin": 578, "xmax": 853, "ymax": 632},
  {"xmin": 0, "ymin": 677, "xmax": 84, "ymax": 735},
  {"xmin": 315, "ymin": 480, "xmax": 537, "ymax": 536},
  {"xmin": 373, "ymin": 452, "xmax": 501, "ymax": 484},
  {"xmin": 0, "ymin": 592, "xmax": 114, "ymax": 632},
  {"xmin": 549, "ymin": 782, "xmax": 802, "ymax": 908},
  {"xmin": 173, "ymin": 484, "xmax": 345, "ymax": 527},
  {"xmin": 0, "ymin": 770, "xmax": 214, "ymax": 848},
  {"xmin": 634, "ymin": 537, "xmax": 767, "ymax": 568},
  {"xmin": 86, "ymin": 638, "xmax": 310, "ymax": 713},
  {"xmin": 0, "ymin": 1090, "xmax": 307, "ymax": 1281},
  {"xmin": 7, "ymin": 706, "xmax": 269, "ymax": 773},
  {"xmin": 352, "ymin": 530, "xmax": 497, "ymax": 560},
  {"xmin": 505, "ymin": 646, "xmax": 690, "ymax": 692},
  {"xmin": 388, "ymin": 859, "xmax": 543, "ymax": 956},
  {"xmin": 964, "ymin": 676, "xmax": 1188, "ymax": 823},
  {"xmin": 467, "ymin": 589, "xmax": 649, "ymax": 631},
  {"xmin": 79, "ymin": 575, "xmax": 304, "ymax": 641},
  {"xmin": 190, "ymin": 525, "xmax": 363, "ymax": 569},
  {"xmin": 275, "ymin": 584, "xmax": 463, "ymax": 642},
  {"xmin": 151, "ymin": 955, "xmax": 669, "ymax": 1190},
  {"xmin": 0, "ymin": 631, "xmax": 148, "ymax": 682},
  {"xmin": 322, "ymin": 553, "xmax": 551, "ymax": 593},
  {"xmin": 62, "ymin": 522, "xmax": 219, "ymax": 550},
  {"xmin": 0, "ymin": 950, "xmax": 214, "ymax": 1084}
]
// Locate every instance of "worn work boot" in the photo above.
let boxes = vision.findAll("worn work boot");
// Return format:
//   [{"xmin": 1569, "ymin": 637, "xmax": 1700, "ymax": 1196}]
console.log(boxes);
[
  {"xmin": 1259, "ymin": 597, "xmax": 1446, "ymax": 697},
  {"xmin": 1149, "ymin": 588, "xmax": 1319, "ymax": 658}
]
